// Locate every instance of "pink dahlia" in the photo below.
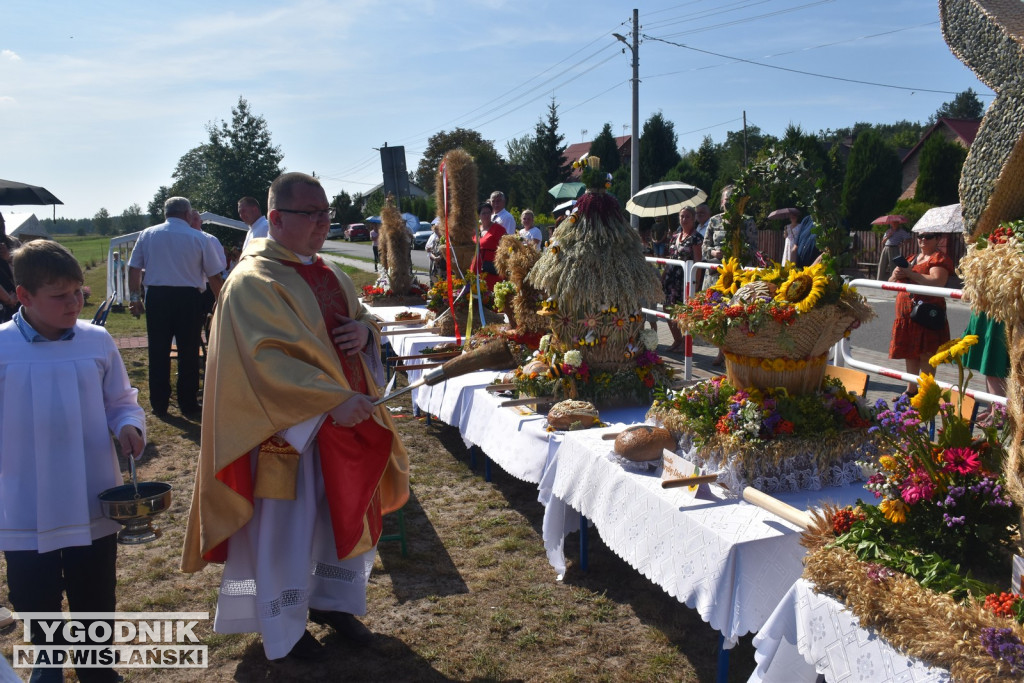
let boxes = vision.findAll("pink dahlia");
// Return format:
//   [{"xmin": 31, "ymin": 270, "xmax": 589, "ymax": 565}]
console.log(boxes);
[{"xmin": 943, "ymin": 447, "xmax": 980, "ymax": 476}]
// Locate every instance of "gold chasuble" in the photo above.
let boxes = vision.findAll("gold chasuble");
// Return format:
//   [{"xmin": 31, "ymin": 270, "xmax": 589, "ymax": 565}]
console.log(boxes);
[{"xmin": 181, "ymin": 238, "xmax": 409, "ymax": 573}]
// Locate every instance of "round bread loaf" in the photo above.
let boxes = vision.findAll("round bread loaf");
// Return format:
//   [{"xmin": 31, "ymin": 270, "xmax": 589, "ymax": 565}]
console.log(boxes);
[
  {"xmin": 613, "ymin": 425, "xmax": 676, "ymax": 462},
  {"xmin": 522, "ymin": 360, "xmax": 550, "ymax": 377},
  {"xmin": 546, "ymin": 399, "xmax": 600, "ymax": 431}
]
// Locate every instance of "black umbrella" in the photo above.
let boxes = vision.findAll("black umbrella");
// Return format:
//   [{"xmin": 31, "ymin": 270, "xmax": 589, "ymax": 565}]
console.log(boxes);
[
  {"xmin": 0, "ymin": 179, "xmax": 63, "ymax": 206},
  {"xmin": 0, "ymin": 180, "xmax": 63, "ymax": 235}
]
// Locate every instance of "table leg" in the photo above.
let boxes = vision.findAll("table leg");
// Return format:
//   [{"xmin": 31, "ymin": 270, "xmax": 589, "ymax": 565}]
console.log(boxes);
[
  {"xmin": 484, "ymin": 455, "xmax": 492, "ymax": 482},
  {"xmin": 470, "ymin": 445, "xmax": 478, "ymax": 470},
  {"xmin": 579, "ymin": 514, "xmax": 589, "ymax": 572},
  {"xmin": 715, "ymin": 633, "xmax": 731, "ymax": 683},
  {"xmin": 425, "ymin": 413, "xmax": 432, "ymax": 426}
]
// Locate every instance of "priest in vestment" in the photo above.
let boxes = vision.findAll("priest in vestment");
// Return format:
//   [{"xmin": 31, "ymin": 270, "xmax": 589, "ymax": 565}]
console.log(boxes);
[{"xmin": 181, "ymin": 172, "xmax": 409, "ymax": 661}]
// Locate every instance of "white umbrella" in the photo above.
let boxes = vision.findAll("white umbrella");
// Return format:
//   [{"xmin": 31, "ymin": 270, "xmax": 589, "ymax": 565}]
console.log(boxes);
[
  {"xmin": 912, "ymin": 204, "xmax": 965, "ymax": 234},
  {"xmin": 625, "ymin": 181, "xmax": 707, "ymax": 218},
  {"xmin": 553, "ymin": 199, "xmax": 577, "ymax": 214}
]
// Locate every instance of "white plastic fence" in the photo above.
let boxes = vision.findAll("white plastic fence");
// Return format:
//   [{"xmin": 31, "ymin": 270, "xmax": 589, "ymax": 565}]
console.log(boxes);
[{"xmin": 840, "ymin": 278, "xmax": 1006, "ymax": 406}]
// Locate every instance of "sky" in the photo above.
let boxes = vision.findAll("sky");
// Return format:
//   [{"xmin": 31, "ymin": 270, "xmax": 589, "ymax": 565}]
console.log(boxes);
[{"xmin": 1, "ymin": 0, "xmax": 991, "ymax": 220}]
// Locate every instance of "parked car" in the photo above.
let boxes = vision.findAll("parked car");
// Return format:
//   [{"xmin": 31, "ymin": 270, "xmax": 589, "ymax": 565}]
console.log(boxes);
[
  {"xmin": 344, "ymin": 223, "xmax": 370, "ymax": 241},
  {"xmin": 327, "ymin": 223, "xmax": 346, "ymax": 239},
  {"xmin": 413, "ymin": 223, "xmax": 433, "ymax": 249}
]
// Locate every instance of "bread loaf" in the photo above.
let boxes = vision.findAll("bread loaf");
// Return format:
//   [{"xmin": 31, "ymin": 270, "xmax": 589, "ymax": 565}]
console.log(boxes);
[
  {"xmin": 613, "ymin": 425, "xmax": 675, "ymax": 462},
  {"xmin": 546, "ymin": 400, "xmax": 600, "ymax": 431}
]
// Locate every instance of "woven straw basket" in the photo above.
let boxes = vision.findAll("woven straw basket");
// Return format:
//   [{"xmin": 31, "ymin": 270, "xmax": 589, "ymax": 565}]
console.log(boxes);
[
  {"xmin": 719, "ymin": 303, "xmax": 865, "ymax": 393},
  {"xmin": 725, "ymin": 354, "xmax": 828, "ymax": 394}
]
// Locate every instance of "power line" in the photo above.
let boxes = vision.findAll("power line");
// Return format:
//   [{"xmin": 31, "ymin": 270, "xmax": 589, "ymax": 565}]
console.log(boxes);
[{"xmin": 643, "ymin": 34, "xmax": 978, "ymax": 95}]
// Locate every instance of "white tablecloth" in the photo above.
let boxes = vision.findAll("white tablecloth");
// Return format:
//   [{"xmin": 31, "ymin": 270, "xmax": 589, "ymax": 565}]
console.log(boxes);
[
  {"xmin": 364, "ymin": 303, "xmax": 429, "ymax": 324},
  {"xmin": 539, "ymin": 427, "xmax": 869, "ymax": 647},
  {"xmin": 750, "ymin": 579, "xmax": 950, "ymax": 682},
  {"xmin": 413, "ymin": 370, "xmax": 500, "ymax": 428}
]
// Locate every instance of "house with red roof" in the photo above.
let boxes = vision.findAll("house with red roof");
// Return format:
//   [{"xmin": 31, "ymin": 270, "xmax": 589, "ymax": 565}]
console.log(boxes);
[
  {"xmin": 561, "ymin": 136, "xmax": 632, "ymax": 178},
  {"xmin": 898, "ymin": 117, "xmax": 981, "ymax": 200}
]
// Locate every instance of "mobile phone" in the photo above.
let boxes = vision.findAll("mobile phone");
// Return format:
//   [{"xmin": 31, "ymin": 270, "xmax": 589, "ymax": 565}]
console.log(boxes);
[{"xmin": 893, "ymin": 255, "xmax": 910, "ymax": 269}]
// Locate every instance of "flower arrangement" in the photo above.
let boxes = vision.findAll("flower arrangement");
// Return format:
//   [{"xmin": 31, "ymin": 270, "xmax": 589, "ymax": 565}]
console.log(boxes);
[
  {"xmin": 651, "ymin": 375, "xmax": 872, "ymax": 448},
  {"xmin": 801, "ymin": 334, "xmax": 1022, "ymax": 679},
  {"xmin": 424, "ymin": 273, "xmax": 492, "ymax": 314},
  {"xmin": 512, "ymin": 332, "xmax": 673, "ymax": 406},
  {"xmin": 673, "ymin": 259, "xmax": 872, "ymax": 394},
  {"xmin": 361, "ymin": 274, "xmax": 428, "ymax": 304},
  {"xmin": 647, "ymin": 374, "xmax": 876, "ymax": 494},
  {"xmin": 674, "ymin": 260, "xmax": 865, "ymax": 346}
]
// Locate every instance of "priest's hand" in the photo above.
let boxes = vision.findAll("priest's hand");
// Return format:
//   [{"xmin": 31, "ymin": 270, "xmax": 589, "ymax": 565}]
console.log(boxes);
[
  {"xmin": 330, "ymin": 394, "xmax": 375, "ymax": 428},
  {"xmin": 119, "ymin": 425, "xmax": 145, "ymax": 460},
  {"xmin": 331, "ymin": 314, "xmax": 370, "ymax": 355}
]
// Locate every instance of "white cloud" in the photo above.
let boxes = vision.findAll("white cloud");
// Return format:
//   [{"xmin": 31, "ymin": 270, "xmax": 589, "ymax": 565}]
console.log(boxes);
[{"xmin": 1, "ymin": 49, "xmax": 21, "ymax": 61}]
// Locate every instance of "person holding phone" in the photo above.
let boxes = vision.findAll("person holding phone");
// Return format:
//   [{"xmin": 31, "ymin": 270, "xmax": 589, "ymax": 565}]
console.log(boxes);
[{"xmin": 887, "ymin": 231, "xmax": 953, "ymax": 396}]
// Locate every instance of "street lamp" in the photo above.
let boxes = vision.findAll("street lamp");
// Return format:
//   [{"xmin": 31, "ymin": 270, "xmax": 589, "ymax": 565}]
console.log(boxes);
[{"xmin": 613, "ymin": 9, "xmax": 640, "ymax": 230}]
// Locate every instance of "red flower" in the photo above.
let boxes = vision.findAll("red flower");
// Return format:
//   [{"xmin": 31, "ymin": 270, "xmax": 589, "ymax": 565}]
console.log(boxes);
[
  {"xmin": 831, "ymin": 508, "xmax": 864, "ymax": 535},
  {"xmin": 984, "ymin": 592, "xmax": 1021, "ymax": 618},
  {"xmin": 776, "ymin": 420, "xmax": 794, "ymax": 434},
  {"xmin": 716, "ymin": 415, "xmax": 731, "ymax": 434}
]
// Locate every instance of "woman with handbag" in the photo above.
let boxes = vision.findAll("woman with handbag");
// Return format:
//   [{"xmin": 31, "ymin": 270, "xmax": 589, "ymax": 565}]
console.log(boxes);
[{"xmin": 887, "ymin": 231, "xmax": 954, "ymax": 396}]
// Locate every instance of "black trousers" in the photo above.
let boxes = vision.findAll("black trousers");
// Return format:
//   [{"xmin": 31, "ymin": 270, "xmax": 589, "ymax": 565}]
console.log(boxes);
[
  {"xmin": 145, "ymin": 285, "xmax": 204, "ymax": 413},
  {"xmin": 5, "ymin": 533, "xmax": 119, "ymax": 683}
]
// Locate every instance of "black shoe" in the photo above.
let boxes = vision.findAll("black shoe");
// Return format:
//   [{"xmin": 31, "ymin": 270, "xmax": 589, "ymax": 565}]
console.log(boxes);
[
  {"xmin": 152, "ymin": 407, "xmax": 168, "ymax": 419},
  {"xmin": 308, "ymin": 609, "xmax": 373, "ymax": 646},
  {"xmin": 271, "ymin": 629, "xmax": 325, "ymax": 662},
  {"xmin": 181, "ymin": 407, "xmax": 202, "ymax": 420}
]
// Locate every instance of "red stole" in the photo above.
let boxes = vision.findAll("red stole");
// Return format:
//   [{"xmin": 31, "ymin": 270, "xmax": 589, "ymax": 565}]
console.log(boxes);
[{"xmin": 205, "ymin": 257, "xmax": 393, "ymax": 563}]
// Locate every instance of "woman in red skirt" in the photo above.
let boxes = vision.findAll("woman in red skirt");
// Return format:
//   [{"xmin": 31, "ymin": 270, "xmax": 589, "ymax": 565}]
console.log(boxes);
[{"xmin": 888, "ymin": 232, "xmax": 954, "ymax": 395}]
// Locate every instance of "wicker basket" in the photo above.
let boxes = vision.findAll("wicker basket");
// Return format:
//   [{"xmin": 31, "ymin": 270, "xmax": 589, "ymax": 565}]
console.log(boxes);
[
  {"xmin": 724, "ymin": 352, "xmax": 828, "ymax": 394},
  {"xmin": 720, "ymin": 303, "xmax": 862, "ymax": 361}
]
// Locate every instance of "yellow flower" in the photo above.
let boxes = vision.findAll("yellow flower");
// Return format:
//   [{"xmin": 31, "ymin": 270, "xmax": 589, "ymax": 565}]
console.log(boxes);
[
  {"xmin": 910, "ymin": 372, "xmax": 942, "ymax": 421},
  {"xmin": 878, "ymin": 455, "xmax": 897, "ymax": 471},
  {"xmin": 774, "ymin": 265, "xmax": 829, "ymax": 313},
  {"xmin": 879, "ymin": 498, "xmax": 907, "ymax": 524},
  {"xmin": 711, "ymin": 257, "xmax": 743, "ymax": 296},
  {"xmin": 929, "ymin": 335, "xmax": 977, "ymax": 366}
]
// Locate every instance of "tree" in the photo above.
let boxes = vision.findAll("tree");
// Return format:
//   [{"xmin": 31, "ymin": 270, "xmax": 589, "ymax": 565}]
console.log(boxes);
[
  {"xmin": 148, "ymin": 186, "xmax": 172, "ymax": 225},
  {"xmin": 121, "ymin": 203, "xmax": 145, "ymax": 234},
  {"xmin": 915, "ymin": 135, "xmax": 968, "ymax": 205},
  {"xmin": 169, "ymin": 97, "xmax": 284, "ymax": 216},
  {"xmin": 588, "ymin": 124, "xmax": 621, "ymax": 174},
  {"xmin": 526, "ymin": 98, "xmax": 571, "ymax": 209},
  {"xmin": 931, "ymin": 88, "xmax": 985, "ymax": 123},
  {"xmin": 330, "ymin": 190, "xmax": 363, "ymax": 225},
  {"xmin": 638, "ymin": 112, "xmax": 681, "ymax": 187},
  {"xmin": 505, "ymin": 133, "xmax": 544, "ymax": 210},
  {"xmin": 93, "ymin": 208, "xmax": 112, "ymax": 236},
  {"xmin": 414, "ymin": 128, "xmax": 507, "ymax": 203},
  {"xmin": 840, "ymin": 129, "xmax": 903, "ymax": 230}
]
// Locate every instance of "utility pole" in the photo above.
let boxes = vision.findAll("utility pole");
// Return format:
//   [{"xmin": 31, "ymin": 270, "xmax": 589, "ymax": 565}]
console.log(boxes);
[{"xmin": 613, "ymin": 9, "xmax": 640, "ymax": 230}]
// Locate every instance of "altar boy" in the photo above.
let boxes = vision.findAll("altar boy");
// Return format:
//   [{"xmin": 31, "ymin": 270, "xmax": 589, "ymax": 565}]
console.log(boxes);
[{"xmin": 0, "ymin": 240, "xmax": 146, "ymax": 683}]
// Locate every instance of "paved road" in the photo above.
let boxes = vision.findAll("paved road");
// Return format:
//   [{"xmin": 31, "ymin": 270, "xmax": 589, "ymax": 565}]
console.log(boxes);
[{"xmin": 321, "ymin": 238, "xmax": 431, "ymax": 273}]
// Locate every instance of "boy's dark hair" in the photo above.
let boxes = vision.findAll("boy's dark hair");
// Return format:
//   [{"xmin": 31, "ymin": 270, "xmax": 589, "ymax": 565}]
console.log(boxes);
[{"xmin": 13, "ymin": 240, "xmax": 84, "ymax": 294}]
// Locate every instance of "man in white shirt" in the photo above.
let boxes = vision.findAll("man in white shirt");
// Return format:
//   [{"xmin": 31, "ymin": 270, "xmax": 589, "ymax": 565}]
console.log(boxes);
[
  {"xmin": 695, "ymin": 203, "xmax": 711, "ymax": 240},
  {"xmin": 490, "ymin": 191, "xmax": 516, "ymax": 235},
  {"xmin": 239, "ymin": 196, "xmax": 270, "ymax": 252},
  {"xmin": 518, "ymin": 209, "xmax": 543, "ymax": 249},
  {"xmin": 128, "ymin": 196, "xmax": 227, "ymax": 418}
]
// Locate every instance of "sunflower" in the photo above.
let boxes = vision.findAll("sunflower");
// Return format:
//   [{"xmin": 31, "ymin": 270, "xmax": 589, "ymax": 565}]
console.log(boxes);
[
  {"xmin": 929, "ymin": 334, "xmax": 978, "ymax": 367},
  {"xmin": 710, "ymin": 257, "xmax": 743, "ymax": 296},
  {"xmin": 910, "ymin": 372, "xmax": 942, "ymax": 422},
  {"xmin": 774, "ymin": 264, "xmax": 829, "ymax": 313}
]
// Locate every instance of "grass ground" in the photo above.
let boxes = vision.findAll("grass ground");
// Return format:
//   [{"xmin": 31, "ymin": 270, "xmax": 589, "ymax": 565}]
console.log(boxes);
[{"xmin": 1, "ymin": 237, "xmax": 758, "ymax": 681}]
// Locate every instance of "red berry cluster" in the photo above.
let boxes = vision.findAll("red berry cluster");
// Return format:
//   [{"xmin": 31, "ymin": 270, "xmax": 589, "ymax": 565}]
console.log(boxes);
[
  {"xmin": 831, "ymin": 508, "xmax": 865, "ymax": 535},
  {"xmin": 984, "ymin": 592, "xmax": 1022, "ymax": 618}
]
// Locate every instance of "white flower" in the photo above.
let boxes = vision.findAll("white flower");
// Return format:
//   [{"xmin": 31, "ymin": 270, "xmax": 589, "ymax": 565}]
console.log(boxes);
[
  {"xmin": 539, "ymin": 334, "xmax": 551, "ymax": 352},
  {"xmin": 563, "ymin": 350, "xmax": 583, "ymax": 368},
  {"xmin": 640, "ymin": 329, "xmax": 659, "ymax": 350}
]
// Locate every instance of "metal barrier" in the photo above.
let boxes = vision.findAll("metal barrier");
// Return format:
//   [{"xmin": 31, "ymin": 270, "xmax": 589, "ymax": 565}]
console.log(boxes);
[
  {"xmin": 643, "ymin": 257, "xmax": 720, "ymax": 381},
  {"xmin": 839, "ymin": 278, "xmax": 1005, "ymax": 406}
]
